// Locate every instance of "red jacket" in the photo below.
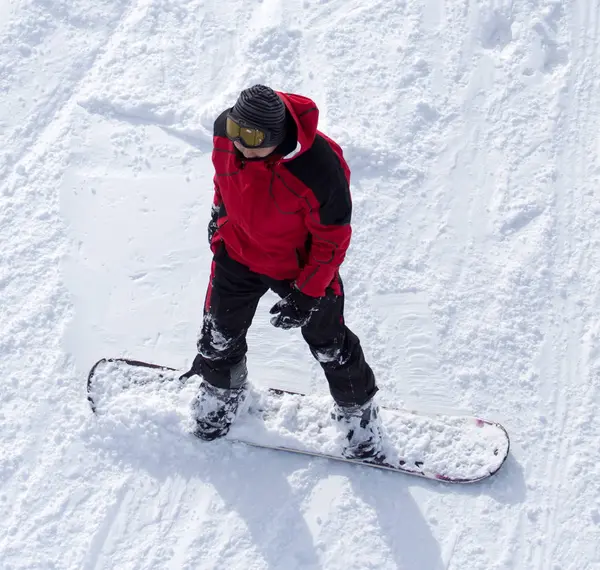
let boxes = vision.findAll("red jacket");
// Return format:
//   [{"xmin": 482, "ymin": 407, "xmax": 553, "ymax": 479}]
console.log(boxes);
[{"xmin": 210, "ymin": 92, "xmax": 352, "ymax": 298}]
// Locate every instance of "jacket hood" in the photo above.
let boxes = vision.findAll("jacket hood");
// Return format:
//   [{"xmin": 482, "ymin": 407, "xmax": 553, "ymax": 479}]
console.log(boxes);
[{"xmin": 276, "ymin": 91, "xmax": 319, "ymax": 161}]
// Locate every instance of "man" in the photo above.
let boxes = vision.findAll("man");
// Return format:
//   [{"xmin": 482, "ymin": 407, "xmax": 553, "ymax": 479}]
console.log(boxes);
[{"xmin": 187, "ymin": 84, "xmax": 381, "ymax": 459}]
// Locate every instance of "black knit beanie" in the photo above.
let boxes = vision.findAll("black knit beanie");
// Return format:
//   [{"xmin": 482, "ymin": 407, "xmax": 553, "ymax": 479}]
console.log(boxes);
[{"xmin": 230, "ymin": 85, "xmax": 286, "ymax": 146}]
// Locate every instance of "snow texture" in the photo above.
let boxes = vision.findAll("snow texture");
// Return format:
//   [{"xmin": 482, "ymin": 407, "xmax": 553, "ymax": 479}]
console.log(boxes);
[{"xmin": 1, "ymin": 0, "xmax": 600, "ymax": 568}]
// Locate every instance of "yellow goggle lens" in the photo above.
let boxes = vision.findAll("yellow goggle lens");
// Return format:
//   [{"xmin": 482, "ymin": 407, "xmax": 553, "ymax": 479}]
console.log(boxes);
[{"xmin": 226, "ymin": 117, "xmax": 266, "ymax": 148}]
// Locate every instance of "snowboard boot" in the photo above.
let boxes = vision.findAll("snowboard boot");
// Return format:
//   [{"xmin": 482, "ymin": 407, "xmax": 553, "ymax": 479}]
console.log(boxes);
[
  {"xmin": 331, "ymin": 398, "xmax": 383, "ymax": 460},
  {"xmin": 191, "ymin": 381, "xmax": 248, "ymax": 441}
]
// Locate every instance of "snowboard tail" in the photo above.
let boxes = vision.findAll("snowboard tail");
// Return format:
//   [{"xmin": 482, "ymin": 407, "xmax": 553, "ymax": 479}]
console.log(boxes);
[
  {"xmin": 87, "ymin": 358, "xmax": 510, "ymax": 483},
  {"xmin": 87, "ymin": 357, "xmax": 181, "ymax": 413}
]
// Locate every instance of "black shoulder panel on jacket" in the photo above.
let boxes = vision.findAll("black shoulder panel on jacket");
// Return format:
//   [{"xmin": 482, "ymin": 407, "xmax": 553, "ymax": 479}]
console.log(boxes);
[
  {"xmin": 283, "ymin": 134, "xmax": 352, "ymax": 226},
  {"xmin": 214, "ymin": 109, "xmax": 230, "ymax": 137}
]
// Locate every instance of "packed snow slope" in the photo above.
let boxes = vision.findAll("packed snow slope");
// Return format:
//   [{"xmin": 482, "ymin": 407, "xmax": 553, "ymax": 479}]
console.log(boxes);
[{"xmin": 1, "ymin": 0, "xmax": 600, "ymax": 568}]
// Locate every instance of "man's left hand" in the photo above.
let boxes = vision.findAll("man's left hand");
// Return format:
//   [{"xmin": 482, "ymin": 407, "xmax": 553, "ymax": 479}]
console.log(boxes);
[{"xmin": 269, "ymin": 288, "xmax": 321, "ymax": 330}]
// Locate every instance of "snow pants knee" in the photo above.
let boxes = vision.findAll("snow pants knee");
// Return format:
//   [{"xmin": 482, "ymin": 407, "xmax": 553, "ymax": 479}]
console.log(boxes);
[{"xmin": 191, "ymin": 245, "xmax": 377, "ymax": 406}]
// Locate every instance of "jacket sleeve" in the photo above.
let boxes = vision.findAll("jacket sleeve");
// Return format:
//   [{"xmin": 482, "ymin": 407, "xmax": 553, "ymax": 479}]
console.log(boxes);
[
  {"xmin": 209, "ymin": 110, "xmax": 230, "ymax": 248},
  {"xmin": 294, "ymin": 170, "xmax": 352, "ymax": 298},
  {"xmin": 208, "ymin": 177, "xmax": 222, "ymax": 246},
  {"xmin": 211, "ymin": 174, "xmax": 225, "ymax": 219},
  {"xmin": 212, "ymin": 175, "xmax": 222, "ymax": 207},
  {"xmin": 211, "ymin": 111, "xmax": 228, "ymax": 212}
]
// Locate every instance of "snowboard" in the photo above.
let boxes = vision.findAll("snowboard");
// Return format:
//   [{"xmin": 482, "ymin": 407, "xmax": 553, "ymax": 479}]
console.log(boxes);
[{"xmin": 87, "ymin": 358, "xmax": 510, "ymax": 483}]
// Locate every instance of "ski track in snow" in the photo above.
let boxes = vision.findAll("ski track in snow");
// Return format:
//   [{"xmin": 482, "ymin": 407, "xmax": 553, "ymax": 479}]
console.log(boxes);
[{"xmin": 1, "ymin": 0, "xmax": 600, "ymax": 568}]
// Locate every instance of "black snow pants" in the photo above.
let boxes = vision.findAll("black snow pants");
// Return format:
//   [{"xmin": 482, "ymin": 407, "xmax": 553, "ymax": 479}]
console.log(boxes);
[{"xmin": 191, "ymin": 245, "xmax": 377, "ymax": 407}]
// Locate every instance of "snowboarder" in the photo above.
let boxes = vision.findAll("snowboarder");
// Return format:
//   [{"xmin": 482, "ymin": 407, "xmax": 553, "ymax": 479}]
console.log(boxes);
[{"xmin": 187, "ymin": 85, "xmax": 382, "ymax": 458}]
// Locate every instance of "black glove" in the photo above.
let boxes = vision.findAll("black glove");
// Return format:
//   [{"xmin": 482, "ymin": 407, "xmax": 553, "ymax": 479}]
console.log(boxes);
[
  {"xmin": 208, "ymin": 205, "xmax": 219, "ymax": 245},
  {"xmin": 269, "ymin": 287, "xmax": 321, "ymax": 330}
]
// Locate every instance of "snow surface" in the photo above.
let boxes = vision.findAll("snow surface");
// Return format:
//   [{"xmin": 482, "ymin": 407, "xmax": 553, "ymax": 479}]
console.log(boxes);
[{"xmin": 1, "ymin": 0, "xmax": 600, "ymax": 568}]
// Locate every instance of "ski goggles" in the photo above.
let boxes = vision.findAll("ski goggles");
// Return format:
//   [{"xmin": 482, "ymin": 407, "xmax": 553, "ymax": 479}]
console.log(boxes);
[{"xmin": 225, "ymin": 115, "xmax": 269, "ymax": 148}]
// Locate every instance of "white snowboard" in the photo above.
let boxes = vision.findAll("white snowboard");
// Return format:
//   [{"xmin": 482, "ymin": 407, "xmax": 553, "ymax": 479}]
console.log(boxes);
[{"xmin": 87, "ymin": 358, "xmax": 510, "ymax": 483}]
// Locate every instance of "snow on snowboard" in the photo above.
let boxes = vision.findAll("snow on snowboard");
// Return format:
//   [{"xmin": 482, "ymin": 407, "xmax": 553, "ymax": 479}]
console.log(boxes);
[{"xmin": 87, "ymin": 358, "xmax": 510, "ymax": 483}]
